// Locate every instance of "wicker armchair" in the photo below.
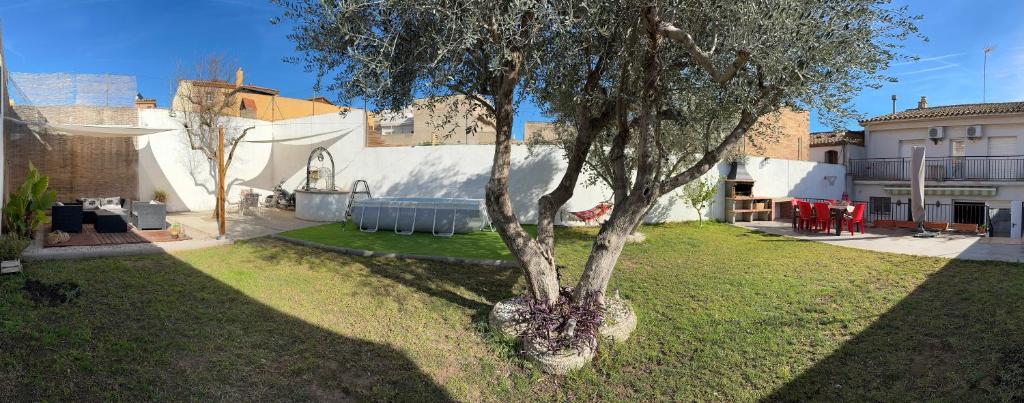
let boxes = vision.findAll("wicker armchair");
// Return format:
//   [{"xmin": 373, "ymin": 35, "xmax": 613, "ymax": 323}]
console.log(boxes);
[
  {"xmin": 51, "ymin": 204, "xmax": 84, "ymax": 233},
  {"xmin": 131, "ymin": 201, "xmax": 167, "ymax": 230}
]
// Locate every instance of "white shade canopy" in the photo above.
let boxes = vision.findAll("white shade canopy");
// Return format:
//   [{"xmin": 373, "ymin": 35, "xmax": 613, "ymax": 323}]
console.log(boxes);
[{"xmin": 47, "ymin": 123, "xmax": 174, "ymax": 138}]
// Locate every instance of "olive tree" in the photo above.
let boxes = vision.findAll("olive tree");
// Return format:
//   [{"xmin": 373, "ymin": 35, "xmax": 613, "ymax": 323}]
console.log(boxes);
[{"xmin": 275, "ymin": 0, "xmax": 916, "ymax": 332}]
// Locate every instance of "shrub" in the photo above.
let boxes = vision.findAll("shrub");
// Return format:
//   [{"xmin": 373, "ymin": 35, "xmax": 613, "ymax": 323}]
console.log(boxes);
[
  {"xmin": 153, "ymin": 190, "xmax": 168, "ymax": 203},
  {"xmin": 3, "ymin": 163, "xmax": 57, "ymax": 238},
  {"xmin": 0, "ymin": 235, "xmax": 30, "ymax": 261}
]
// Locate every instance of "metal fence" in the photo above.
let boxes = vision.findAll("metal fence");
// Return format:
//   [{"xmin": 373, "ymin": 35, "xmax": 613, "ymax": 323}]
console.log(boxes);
[
  {"xmin": 794, "ymin": 197, "xmax": 991, "ymax": 228},
  {"xmin": 850, "ymin": 156, "xmax": 1024, "ymax": 182}
]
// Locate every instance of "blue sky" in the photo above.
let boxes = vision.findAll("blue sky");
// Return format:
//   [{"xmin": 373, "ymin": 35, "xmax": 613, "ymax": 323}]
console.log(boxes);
[{"xmin": 2, "ymin": 0, "xmax": 1023, "ymax": 136}]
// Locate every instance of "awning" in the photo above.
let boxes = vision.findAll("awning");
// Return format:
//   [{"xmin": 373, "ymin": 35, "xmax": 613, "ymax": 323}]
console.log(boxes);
[
  {"xmin": 47, "ymin": 123, "xmax": 174, "ymax": 137},
  {"xmin": 884, "ymin": 186, "xmax": 998, "ymax": 197}
]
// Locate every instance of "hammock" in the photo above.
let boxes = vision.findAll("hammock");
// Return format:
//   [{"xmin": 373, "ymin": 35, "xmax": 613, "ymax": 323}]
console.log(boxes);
[{"xmin": 568, "ymin": 203, "xmax": 613, "ymax": 223}]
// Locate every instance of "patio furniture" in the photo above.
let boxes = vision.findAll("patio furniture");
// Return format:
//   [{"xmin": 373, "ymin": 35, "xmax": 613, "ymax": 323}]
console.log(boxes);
[
  {"xmin": 843, "ymin": 203, "xmax": 866, "ymax": 235},
  {"xmin": 789, "ymin": 198, "xmax": 802, "ymax": 229},
  {"xmin": 814, "ymin": 203, "xmax": 831, "ymax": 233},
  {"xmin": 131, "ymin": 201, "xmax": 167, "ymax": 230},
  {"xmin": 94, "ymin": 209, "xmax": 128, "ymax": 233},
  {"xmin": 797, "ymin": 201, "xmax": 814, "ymax": 231},
  {"xmin": 241, "ymin": 191, "xmax": 262, "ymax": 217},
  {"xmin": 51, "ymin": 204, "xmax": 83, "ymax": 233}
]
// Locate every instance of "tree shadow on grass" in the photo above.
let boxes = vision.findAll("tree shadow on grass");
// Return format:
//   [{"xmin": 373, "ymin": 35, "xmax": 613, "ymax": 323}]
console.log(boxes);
[
  {"xmin": 0, "ymin": 251, "xmax": 455, "ymax": 401},
  {"xmin": 244, "ymin": 238, "xmax": 524, "ymax": 323},
  {"xmin": 765, "ymin": 258, "xmax": 1024, "ymax": 401}
]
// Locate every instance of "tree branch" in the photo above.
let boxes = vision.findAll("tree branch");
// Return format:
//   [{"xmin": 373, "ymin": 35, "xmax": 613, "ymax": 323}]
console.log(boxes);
[
  {"xmin": 656, "ymin": 21, "xmax": 750, "ymax": 84},
  {"xmin": 658, "ymin": 110, "xmax": 758, "ymax": 194}
]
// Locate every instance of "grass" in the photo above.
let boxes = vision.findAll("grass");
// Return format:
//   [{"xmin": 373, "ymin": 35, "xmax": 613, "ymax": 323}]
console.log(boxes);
[
  {"xmin": 279, "ymin": 221, "xmax": 530, "ymax": 261},
  {"xmin": 1, "ymin": 222, "xmax": 1023, "ymax": 400}
]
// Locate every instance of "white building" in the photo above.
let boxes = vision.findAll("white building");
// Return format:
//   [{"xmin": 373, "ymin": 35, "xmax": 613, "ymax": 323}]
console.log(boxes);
[{"xmin": 852, "ymin": 97, "xmax": 1024, "ymax": 238}]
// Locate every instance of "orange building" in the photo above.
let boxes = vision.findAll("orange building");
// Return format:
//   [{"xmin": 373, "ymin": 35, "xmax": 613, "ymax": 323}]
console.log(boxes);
[{"xmin": 171, "ymin": 67, "xmax": 345, "ymax": 122}]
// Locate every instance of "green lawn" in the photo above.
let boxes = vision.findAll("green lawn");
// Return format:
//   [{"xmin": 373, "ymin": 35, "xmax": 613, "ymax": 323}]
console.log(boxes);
[
  {"xmin": 279, "ymin": 221, "xmax": 530, "ymax": 261},
  {"xmin": 2, "ymin": 222, "xmax": 1023, "ymax": 401}
]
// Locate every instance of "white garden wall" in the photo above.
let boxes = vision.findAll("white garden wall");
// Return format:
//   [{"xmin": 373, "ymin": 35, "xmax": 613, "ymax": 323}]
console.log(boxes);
[{"xmin": 137, "ymin": 108, "xmax": 846, "ymax": 224}]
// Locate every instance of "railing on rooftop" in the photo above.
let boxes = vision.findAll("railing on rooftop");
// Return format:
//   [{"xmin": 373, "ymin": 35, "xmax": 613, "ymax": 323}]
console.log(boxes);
[{"xmin": 849, "ymin": 156, "xmax": 1024, "ymax": 181}]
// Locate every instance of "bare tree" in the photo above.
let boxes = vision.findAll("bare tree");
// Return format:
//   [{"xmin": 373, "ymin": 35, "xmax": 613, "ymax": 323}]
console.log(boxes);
[{"xmin": 174, "ymin": 55, "xmax": 255, "ymax": 221}]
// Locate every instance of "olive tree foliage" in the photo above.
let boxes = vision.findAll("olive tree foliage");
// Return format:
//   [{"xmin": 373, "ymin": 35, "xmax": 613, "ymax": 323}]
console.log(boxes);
[{"xmin": 276, "ymin": 0, "xmax": 918, "ymax": 309}]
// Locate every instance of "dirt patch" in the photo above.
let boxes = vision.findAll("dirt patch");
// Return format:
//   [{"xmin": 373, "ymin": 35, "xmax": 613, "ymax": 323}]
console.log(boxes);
[{"xmin": 23, "ymin": 279, "xmax": 82, "ymax": 306}]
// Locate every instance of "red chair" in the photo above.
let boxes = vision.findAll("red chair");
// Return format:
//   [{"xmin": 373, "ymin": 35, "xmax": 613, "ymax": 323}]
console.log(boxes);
[
  {"xmin": 813, "ymin": 202, "xmax": 831, "ymax": 233},
  {"xmin": 797, "ymin": 201, "xmax": 815, "ymax": 231},
  {"xmin": 844, "ymin": 203, "xmax": 866, "ymax": 235}
]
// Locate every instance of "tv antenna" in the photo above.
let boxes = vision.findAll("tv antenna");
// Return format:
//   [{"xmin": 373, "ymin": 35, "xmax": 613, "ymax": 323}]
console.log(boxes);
[{"xmin": 983, "ymin": 45, "xmax": 996, "ymax": 102}]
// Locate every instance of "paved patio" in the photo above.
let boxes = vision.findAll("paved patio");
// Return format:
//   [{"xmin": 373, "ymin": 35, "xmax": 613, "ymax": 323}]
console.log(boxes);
[
  {"xmin": 736, "ymin": 220, "xmax": 1024, "ymax": 263},
  {"xmin": 166, "ymin": 208, "xmax": 323, "ymax": 240}
]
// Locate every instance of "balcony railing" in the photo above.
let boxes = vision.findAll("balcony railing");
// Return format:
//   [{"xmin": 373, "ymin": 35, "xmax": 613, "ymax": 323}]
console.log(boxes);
[{"xmin": 849, "ymin": 156, "xmax": 1024, "ymax": 181}]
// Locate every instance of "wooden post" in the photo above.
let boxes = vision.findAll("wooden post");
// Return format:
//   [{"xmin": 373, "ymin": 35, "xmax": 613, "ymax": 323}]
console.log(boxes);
[{"xmin": 217, "ymin": 126, "xmax": 226, "ymax": 237}]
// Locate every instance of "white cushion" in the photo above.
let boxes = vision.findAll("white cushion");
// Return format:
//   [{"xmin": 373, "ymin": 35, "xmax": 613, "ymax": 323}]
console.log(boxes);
[
  {"xmin": 102, "ymin": 197, "xmax": 120, "ymax": 208},
  {"xmin": 82, "ymin": 198, "xmax": 100, "ymax": 210}
]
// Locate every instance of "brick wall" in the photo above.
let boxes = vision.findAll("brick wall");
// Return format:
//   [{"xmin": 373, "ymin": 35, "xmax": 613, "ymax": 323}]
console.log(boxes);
[
  {"xmin": 743, "ymin": 108, "xmax": 810, "ymax": 160},
  {"xmin": 4, "ymin": 105, "xmax": 139, "ymax": 202}
]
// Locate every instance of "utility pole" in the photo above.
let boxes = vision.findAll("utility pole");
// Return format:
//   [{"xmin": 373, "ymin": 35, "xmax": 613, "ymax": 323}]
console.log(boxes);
[
  {"xmin": 217, "ymin": 126, "xmax": 226, "ymax": 238},
  {"xmin": 983, "ymin": 46, "xmax": 996, "ymax": 102}
]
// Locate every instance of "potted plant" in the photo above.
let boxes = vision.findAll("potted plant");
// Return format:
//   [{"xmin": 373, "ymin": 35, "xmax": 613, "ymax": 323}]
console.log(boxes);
[
  {"xmin": 0, "ymin": 235, "xmax": 30, "ymax": 274},
  {"xmin": 153, "ymin": 190, "xmax": 168, "ymax": 203}
]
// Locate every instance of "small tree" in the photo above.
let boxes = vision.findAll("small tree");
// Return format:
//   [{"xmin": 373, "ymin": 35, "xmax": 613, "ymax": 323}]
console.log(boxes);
[
  {"xmin": 680, "ymin": 178, "xmax": 718, "ymax": 227},
  {"xmin": 174, "ymin": 55, "xmax": 255, "ymax": 222}
]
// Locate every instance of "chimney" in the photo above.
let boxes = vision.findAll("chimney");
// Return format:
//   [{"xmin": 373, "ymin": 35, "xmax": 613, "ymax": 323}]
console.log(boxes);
[
  {"xmin": 917, "ymin": 96, "xmax": 928, "ymax": 109},
  {"xmin": 235, "ymin": 67, "xmax": 244, "ymax": 87}
]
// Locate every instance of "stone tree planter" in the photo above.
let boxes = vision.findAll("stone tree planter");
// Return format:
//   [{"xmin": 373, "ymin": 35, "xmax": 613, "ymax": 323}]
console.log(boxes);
[
  {"xmin": 523, "ymin": 337, "xmax": 596, "ymax": 375},
  {"xmin": 489, "ymin": 294, "xmax": 638, "ymax": 374}
]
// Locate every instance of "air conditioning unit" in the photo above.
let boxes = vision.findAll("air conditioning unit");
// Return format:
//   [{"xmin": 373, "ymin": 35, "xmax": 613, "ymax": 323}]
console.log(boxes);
[
  {"xmin": 928, "ymin": 126, "xmax": 945, "ymax": 143},
  {"xmin": 966, "ymin": 125, "xmax": 983, "ymax": 139}
]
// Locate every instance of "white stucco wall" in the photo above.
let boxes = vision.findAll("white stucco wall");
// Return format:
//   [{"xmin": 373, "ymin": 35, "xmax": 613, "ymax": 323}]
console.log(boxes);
[
  {"xmin": 864, "ymin": 115, "xmax": 1024, "ymax": 159},
  {"xmin": 137, "ymin": 108, "xmax": 845, "ymax": 224}
]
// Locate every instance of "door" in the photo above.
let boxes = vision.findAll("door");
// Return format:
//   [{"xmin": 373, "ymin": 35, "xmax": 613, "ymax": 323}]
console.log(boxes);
[
  {"xmin": 990, "ymin": 208, "xmax": 1011, "ymax": 237},
  {"xmin": 950, "ymin": 139, "xmax": 966, "ymax": 179}
]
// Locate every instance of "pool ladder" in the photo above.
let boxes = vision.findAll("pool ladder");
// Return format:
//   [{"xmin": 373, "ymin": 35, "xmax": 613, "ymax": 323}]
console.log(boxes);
[{"xmin": 342, "ymin": 180, "xmax": 374, "ymax": 231}]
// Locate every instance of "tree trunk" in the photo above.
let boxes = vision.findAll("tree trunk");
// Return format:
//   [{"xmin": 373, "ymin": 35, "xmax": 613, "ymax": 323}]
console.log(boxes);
[{"xmin": 485, "ymin": 54, "xmax": 561, "ymax": 307}]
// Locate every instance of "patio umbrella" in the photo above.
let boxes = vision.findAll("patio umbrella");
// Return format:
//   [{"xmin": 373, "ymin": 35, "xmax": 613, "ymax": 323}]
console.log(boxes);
[{"xmin": 910, "ymin": 145, "xmax": 934, "ymax": 236}]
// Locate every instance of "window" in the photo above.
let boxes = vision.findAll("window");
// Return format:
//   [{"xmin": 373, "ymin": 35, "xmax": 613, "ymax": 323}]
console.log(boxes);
[
  {"xmin": 870, "ymin": 196, "xmax": 891, "ymax": 215},
  {"xmin": 825, "ymin": 150, "xmax": 839, "ymax": 164},
  {"xmin": 240, "ymin": 98, "xmax": 257, "ymax": 119},
  {"xmin": 205, "ymin": 93, "xmax": 214, "ymax": 104}
]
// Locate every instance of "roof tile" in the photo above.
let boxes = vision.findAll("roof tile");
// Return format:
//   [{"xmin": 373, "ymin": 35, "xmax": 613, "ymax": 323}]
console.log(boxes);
[{"xmin": 860, "ymin": 101, "xmax": 1024, "ymax": 124}]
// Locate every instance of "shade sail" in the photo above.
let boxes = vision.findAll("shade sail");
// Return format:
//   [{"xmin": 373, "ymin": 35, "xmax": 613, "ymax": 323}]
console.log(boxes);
[{"xmin": 47, "ymin": 123, "xmax": 174, "ymax": 137}]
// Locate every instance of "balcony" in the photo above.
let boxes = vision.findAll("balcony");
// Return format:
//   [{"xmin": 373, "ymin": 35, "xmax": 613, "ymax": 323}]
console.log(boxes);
[{"xmin": 849, "ymin": 156, "xmax": 1024, "ymax": 182}]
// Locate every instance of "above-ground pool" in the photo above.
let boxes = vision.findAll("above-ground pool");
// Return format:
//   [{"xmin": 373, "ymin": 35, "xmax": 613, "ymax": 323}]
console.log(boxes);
[{"xmin": 350, "ymin": 197, "xmax": 489, "ymax": 235}]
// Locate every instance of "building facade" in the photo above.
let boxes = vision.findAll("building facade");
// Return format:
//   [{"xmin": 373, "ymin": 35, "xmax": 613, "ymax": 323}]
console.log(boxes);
[
  {"xmin": 852, "ymin": 99, "xmax": 1024, "ymax": 238},
  {"xmin": 369, "ymin": 95, "xmax": 497, "ymax": 146}
]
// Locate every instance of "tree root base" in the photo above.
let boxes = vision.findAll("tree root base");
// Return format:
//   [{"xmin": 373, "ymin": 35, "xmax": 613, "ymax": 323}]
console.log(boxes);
[
  {"xmin": 488, "ymin": 296, "xmax": 530, "ymax": 338},
  {"xmin": 624, "ymin": 232, "xmax": 646, "ymax": 244},
  {"xmin": 599, "ymin": 297, "xmax": 637, "ymax": 342}
]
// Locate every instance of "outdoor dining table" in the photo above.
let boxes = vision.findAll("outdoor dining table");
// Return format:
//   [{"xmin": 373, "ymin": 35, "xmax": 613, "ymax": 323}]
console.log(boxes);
[{"xmin": 828, "ymin": 203, "xmax": 854, "ymax": 236}]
